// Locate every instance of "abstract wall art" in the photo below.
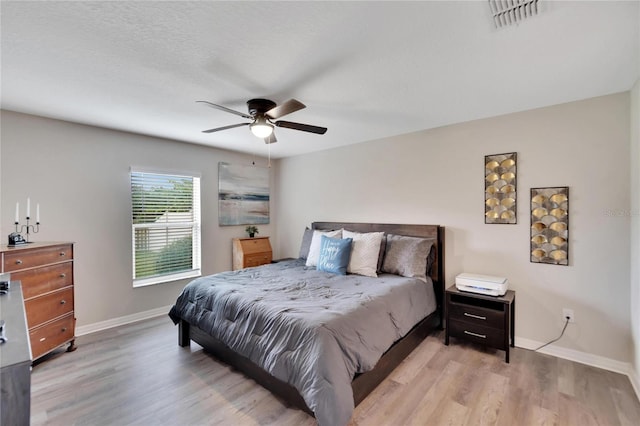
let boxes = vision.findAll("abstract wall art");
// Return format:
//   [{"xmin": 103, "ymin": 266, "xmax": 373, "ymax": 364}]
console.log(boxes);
[
  {"xmin": 485, "ymin": 152, "xmax": 517, "ymax": 224},
  {"xmin": 218, "ymin": 162, "xmax": 270, "ymax": 226},
  {"xmin": 530, "ymin": 186, "xmax": 569, "ymax": 265}
]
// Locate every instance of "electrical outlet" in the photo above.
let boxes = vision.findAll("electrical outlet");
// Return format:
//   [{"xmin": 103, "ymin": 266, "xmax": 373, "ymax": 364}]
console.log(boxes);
[{"xmin": 562, "ymin": 308, "xmax": 575, "ymax": 323}]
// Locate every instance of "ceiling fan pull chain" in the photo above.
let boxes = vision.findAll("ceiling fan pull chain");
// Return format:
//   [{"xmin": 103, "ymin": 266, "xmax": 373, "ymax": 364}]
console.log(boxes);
[{"xmin": 268, "ymin": 143, "xmax": 271, "ymax": 168}]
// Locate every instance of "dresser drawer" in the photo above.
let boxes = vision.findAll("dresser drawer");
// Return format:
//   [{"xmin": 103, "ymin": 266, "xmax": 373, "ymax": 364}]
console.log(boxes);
[
  {"xmin": 3, "ymin": 244, "xmax": 73, "ymax": 272},
  {"xmin": 239, "ymin": 238, "xmax": 271, "ymax": 254},
  {"xmin": 29, "ymin": 313, "xmax": 75, "ymax": 359},
  {"xmin": 448, "ymin": 302, "xmax": 504, "ymax": 329},
  {"xmin": 448, "ymin": 319, "xmax": 505, "ymax": 350},
  {"xmin": 244, "ymin": 252, "xmax": 272, "ymax": 267},
  {"xmin": 11, "ymin": 262, "xmax": 73, "ymax": 300},
  {"xmin": 24, "ymin": 287, "xmax": 74, "ymax": 328}
]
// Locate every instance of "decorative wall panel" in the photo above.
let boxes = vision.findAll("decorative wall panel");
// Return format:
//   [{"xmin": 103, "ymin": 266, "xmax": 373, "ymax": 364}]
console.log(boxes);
[
  {"xmin": 530, "ymin": 186, "xmax": 569, "ymax": 265},
  {"xmin": 485, "ymin": 152, "xmax": 517, "ymax": 224}
]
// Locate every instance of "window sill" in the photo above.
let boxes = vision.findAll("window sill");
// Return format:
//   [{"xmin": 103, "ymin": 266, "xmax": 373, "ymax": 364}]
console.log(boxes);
[{"xmin": 133, "ymin": 269, "xmax": 201, "ymax": 288}]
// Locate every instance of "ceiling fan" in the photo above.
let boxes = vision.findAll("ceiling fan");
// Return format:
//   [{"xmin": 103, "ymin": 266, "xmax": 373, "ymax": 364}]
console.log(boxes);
[{"xmin": 197, "ymin": 98, "xmax": 327, "ymax": 144}]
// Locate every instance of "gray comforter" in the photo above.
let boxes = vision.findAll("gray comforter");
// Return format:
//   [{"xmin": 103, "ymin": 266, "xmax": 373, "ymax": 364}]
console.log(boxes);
[{"xmin": 169, "ymin": 259, "xmax": 436, "ymax": 426}]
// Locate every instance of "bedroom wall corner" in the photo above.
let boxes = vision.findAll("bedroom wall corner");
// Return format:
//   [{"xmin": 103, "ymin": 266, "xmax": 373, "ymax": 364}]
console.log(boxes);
[
  {"xmin": 275, "ymin": 93, "xmax": 632, "ymax": 365},
  {"xmin": 0, "ymin": 110, "xmax": 277, "ymax": 328},
  {"xmin": 630, "ymin": 77, "xmax": 640, "ymax": 400}
]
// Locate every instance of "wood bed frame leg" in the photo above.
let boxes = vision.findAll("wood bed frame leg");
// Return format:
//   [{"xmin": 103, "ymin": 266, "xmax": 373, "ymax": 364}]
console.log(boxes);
[{"xmin": 178, "ymin": 319, "xmax": 190, "ymax": 347}]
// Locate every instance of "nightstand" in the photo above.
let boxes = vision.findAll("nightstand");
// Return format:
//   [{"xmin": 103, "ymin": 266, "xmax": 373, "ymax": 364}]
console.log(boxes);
[
  {"xmin": 445, "ymin": 286, "xmax": 515, "ymax": 363},
  {"xmin": 232, "ymin": 237, "xmax": 272, "ymax": 270}
]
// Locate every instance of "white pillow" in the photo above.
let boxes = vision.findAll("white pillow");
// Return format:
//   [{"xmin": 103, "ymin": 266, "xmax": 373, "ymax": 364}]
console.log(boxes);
[
  {"xmin": 342, "ymin": 230, "xmax": 384, "ymax": 278},
  {"xmin": 305, "ymin": 229, "xmax": 342, "ymax": 267}
]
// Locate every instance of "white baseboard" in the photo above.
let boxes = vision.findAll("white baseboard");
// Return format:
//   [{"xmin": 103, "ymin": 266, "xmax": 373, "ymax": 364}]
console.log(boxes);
[
  {"xmin": 516, "ymin": 336, "xmax": 639, "ymax": 401},
  {"xmin": 630, "ymin": 366, "xmax": 640, "ymax": 402},
  {"xmin": 516, "ymin": 336, "xmax": 631, "ymax": 375},
  {"xmin": 75, "ymin": 305, "xmax": 172, "ymax": 336}
]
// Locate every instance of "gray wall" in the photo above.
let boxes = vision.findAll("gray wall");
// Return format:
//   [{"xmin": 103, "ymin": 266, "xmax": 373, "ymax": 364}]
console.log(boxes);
[
  {"xmin": 0, "ymin": 110, "xmax": 277, "ymax": 327},
  {"xmin": 275, "ymin": 93, "xmax": 632, "ymax": 363}
]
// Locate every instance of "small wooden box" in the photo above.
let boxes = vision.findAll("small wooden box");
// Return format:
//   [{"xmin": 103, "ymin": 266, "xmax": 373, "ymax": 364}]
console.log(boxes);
[{"xmin": 232, "ymin": 237, "xmax": 272, "ymax": 270}]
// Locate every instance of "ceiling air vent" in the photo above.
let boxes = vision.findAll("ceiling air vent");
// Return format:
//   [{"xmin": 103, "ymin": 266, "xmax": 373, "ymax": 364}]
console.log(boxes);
[{"xmin": 489, "ymin": 0, "xmax": 540, "ymax": 28}]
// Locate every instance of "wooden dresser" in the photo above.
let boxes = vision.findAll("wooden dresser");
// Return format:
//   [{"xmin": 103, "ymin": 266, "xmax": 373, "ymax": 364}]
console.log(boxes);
[
  {"xmin": 232, "ymin": 237, "xmax": 272, "ymax": 270},
  {"xmin": 0, "ymin": 242, "xmax": 76, "ymax": 360}
]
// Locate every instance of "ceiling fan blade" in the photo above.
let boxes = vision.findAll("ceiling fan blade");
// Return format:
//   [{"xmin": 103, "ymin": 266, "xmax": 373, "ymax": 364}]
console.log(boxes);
[
  {"xmin": 266, "ymin": 99, "xmax": 306, "ymax": 119},
  {"xmin": 264, "ymin": 133, "xmax": 277, "ymax": 144},
  {"xmin": 275, "ymin": 120, "xmax": 327, "ymax": 135},
  {"xmin": 197, "ymin": 101, "xmax": 253, "ymax": 119},
  {"xmin": 202, "ymin": 123, "xmax": 249, "ymax": 133}
]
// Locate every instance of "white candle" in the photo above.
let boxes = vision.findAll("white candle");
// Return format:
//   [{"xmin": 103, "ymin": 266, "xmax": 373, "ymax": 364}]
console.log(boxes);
[
  {"xmin": 37, "ymin": 204, "xmax": 40, "ymax": 223},
  {"xmin": 26, "ymin": 197, "xmax": 31, "ymax": 218},
  {"xmin": 15, "ymin": 202, "xmax": 19, "ymax": 223}
]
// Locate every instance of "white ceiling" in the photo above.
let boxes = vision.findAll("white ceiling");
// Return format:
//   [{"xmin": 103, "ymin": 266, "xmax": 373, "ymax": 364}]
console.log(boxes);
[{"xmin": 1, "ymin": 1, "xmax": 638, "ymax": 159}]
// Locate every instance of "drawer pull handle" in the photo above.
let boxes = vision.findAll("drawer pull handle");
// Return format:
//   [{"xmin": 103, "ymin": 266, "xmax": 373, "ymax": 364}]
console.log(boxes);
[
  {"xmin": 60, "ymin": 273, "xmax": 66, "ymax": 278},
  {"xmin": 61, "ymin": 327, "xmax": 67, "ymax": 332},
  {"xmin": 464, "ymin": 312, "xmax": 486, "ymax": 320},
  {"xmin": 464, "ymin": 331, "xmax": 486, "ymax": 339},
  {"xmin": 15, "ymin": 259, "xmax": 23, "ymax": 265},
  {"xmin": 60, "ymin": 299, "xmax": 66, "ymax": 305},
  {"xmin": 60, "ymin": 252, "xmax": 66, "ymax": 257}
]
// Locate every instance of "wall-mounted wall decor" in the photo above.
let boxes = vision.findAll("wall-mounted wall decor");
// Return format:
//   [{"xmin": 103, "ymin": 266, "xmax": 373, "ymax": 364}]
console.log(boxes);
[
  {"xmin": 218, "ymin": 162, "xmax": 270, "ymax": 226},
  {"xmin": 530, "ymin": 186, "xmax": 569, "ymax": 265},
  {"xmin": 485, "ymin": 152, "xmax": 517, "ymax": 224}
]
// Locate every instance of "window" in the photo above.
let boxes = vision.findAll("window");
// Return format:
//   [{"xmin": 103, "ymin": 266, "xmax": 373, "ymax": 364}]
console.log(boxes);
[{"xmin": 131, "ymin": 169, "xmax": 201, "ymax": 287}]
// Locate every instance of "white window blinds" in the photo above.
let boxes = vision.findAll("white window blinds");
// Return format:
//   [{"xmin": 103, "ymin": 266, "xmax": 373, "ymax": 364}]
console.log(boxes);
[{"xmin": 131, "ymin": 170, "xmax": 201, "ymax": 287}]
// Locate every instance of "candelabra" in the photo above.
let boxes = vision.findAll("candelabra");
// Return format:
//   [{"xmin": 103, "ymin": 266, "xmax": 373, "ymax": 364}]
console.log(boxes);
[
  {"xmin": 9, "ymin": 217, "xmax": 39, "ymax": 246},
  {"xmin": 15, "ymin": 217, "xmax": 40, "ymax": 242},
  {"xmin": 9, "ymin": 199, "xmax": 40, "ymax": 245}
]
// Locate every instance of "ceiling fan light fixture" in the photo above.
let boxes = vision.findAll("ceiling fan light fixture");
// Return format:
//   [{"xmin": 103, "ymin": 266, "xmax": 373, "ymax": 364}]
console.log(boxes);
[
  {"xmin": 198, "ymin": 98, "xmax": 327, "ymax": 141},
  {"xmin": 250, "ymin": 117, "xmax": 274, "ymax": 138}
]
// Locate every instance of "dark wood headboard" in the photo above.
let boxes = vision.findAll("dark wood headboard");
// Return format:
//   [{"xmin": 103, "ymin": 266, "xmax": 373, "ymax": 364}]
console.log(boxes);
[{"xmin": 312, "ymin": 222, "xmax": 445, "ymax": 326}]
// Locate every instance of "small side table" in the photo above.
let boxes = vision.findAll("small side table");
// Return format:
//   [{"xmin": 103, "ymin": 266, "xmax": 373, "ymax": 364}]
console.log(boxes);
[
  {"xmin": 445, "ymin": 286, "xmax": 515, "ymax": 363},
  {"xmin": 232, "ymin": 237, "xmax": 272, "ymax": 270}
]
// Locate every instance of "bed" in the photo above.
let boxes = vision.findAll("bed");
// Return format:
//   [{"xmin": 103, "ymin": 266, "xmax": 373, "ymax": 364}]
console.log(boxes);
[{"xmin": 169, "ymin": 222, "xmax": 444, "ymax": 425}]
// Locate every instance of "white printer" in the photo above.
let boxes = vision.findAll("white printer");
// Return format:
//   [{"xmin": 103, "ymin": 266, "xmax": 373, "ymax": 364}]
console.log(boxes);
[{"xmin": 455, "ymin": 272, "xmax": 508, "ymax": 297}]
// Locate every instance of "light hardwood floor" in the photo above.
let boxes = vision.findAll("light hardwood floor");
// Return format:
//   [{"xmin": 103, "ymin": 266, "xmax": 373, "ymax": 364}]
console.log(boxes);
[{"xmin": 31, "ymin": 316, "xmax": 640, "ymax": 425}]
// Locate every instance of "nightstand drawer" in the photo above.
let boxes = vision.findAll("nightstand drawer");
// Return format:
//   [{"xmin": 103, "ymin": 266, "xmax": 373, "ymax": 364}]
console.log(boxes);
[
  {"xmin": 448, "ymin": 319, "xmax": 505, "ymax": 349},
  {"xmin": 244, "ymin": 252, "xmax": 272, "ymax": 267},
  {"xmin": 240, "ymin": 238, "xmax": 271, "ymax": 254},
  {"xmin": 448, "ymin": 302, "xmax": 504, "ymax": 328}
]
